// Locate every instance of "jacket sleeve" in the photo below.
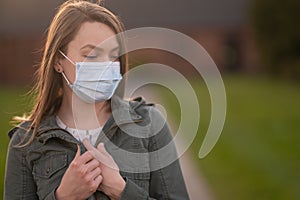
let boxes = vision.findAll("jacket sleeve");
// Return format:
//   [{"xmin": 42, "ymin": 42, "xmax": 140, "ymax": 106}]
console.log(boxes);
[
  {"xmin": 44, "ymin": 189, "xmax": 59, "ymax": 200},
  {"xmin": 120, "ymin": 121, "xmax": 190, "ymax": 200},
  {"xmin": 4, "ymin": 130, "xmax": 39, "ymax": 200}
]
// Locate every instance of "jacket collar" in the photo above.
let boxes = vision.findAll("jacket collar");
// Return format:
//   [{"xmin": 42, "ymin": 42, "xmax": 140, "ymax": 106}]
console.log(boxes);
[
  {"xmin": 34, "ymin": 96, "xmax": 146, "ymax": 144},
  {"xmin": 8, "ymin": 96, "xmax": 148, "ymax": 146}
]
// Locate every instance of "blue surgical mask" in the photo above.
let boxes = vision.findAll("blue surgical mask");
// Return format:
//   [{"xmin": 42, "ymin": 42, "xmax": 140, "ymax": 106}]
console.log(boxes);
[{"xmin": 59, "ymin": 50, "xmax": 122, "ymax": 103}]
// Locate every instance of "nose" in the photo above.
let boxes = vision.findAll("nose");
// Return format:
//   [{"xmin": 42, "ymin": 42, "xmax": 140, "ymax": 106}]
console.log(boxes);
[{"xmin": 103, "ymin": 55, "xmax": 111, "ymax": 62}]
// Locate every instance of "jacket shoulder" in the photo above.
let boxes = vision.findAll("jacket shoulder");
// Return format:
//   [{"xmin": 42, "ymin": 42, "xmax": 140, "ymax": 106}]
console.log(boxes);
[
  {"xmin": 130, "ymin": 97, "xmax": 165, "ymax": 121},
  {"xmin": 8, "ymin": 120, "xmax": 32, "ymax": 139},
  {"xmin": 131, "ymin": 96, "xmax": 168, "ymax": 133},
  {"xmin": 129, "ymin": 96, "xmax": 155, "ymax": 109}
]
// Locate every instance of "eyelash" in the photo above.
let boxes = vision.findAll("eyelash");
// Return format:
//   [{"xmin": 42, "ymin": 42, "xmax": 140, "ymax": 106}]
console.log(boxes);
[
  {"xmin": 85, "ymin": 55, "xmax": 97, "ymax": 59},
  {"xmin": 110, "ymin": 55, "xmax": 119, "ymax": 59},
  {"xmin": 84, "ymin": 55, "xmax": 119, "ymax": 60}
]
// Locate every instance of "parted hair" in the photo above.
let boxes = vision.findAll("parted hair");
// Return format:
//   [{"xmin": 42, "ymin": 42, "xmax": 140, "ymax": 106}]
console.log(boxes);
[{"xmin": 15, "ymin": 0, "xmax": 128, "ymax": 146}]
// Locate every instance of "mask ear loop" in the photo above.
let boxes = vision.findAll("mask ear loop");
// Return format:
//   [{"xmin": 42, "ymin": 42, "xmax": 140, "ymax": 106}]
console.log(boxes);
[
  {"xmin": 58, "ymin": 50, "xmax": 74, "ymax": 87},
  {"xmin": 59, "ymin": 50, "xmax": 76, "ymax": 65},
  {"xmin": 61, "ymin": 71, "xmax": 72, "ymax": 86}
]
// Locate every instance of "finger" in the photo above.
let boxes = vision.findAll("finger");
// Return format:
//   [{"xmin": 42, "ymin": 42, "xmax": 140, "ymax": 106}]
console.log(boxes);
[
  {"xmin": 85, "ymin": 159, "xmax": 101, "ymax": 173},
  {"xmin": 95, "ymin": 143, "xmax": 118, "ymax": 170},
  {"xmin": 89, "ymin": 149, "xmax": 106, "ymax": 164},
  {"xmin": 87, "ymin": 167, "xmax": 102, "ymax": 181},
  {"xmin": 82, "ymin": 139, "xmax": 102, "ymax": 161},
  {"xmin": 75, "ymin": 145, "xmax": 81, "ymax": 158},
  {"xmin": 83, "ymin": 140, "xmax": 107, "ymax": 162},
  {"xmin": 97, "ymin": 143, "xmax": 108, "ymax": 155},
  {"xmin": 77, "ymin": 151, "xmax": 94, "ymax": 164},
  {"xmin": 94, "ymin": 174, "xmax": 103, "ymax": 187},
  {"xmin": 83, "ymin": 139, "xmax": 95, "ymax": 151},
  {"xmin": 97, "ymin": 143, "xmax": 111, "ymax": 159}
]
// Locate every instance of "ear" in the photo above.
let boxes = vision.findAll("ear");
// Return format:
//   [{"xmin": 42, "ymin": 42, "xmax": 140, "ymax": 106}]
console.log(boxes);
[{"xmin": 54, "ymin": 59, "xmax": 63, "ymax": 73}]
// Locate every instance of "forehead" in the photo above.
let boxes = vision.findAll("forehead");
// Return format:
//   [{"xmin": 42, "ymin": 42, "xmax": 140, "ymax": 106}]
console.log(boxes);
[{"xmin": 69, "ymin": 21, "xmax": 119, "ymax": 49}]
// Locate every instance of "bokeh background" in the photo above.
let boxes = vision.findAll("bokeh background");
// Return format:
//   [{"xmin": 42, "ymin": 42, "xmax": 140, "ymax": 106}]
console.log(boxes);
[{"xmin": 1, "ymin": 0, "xmax": 299, "ymax": 199}]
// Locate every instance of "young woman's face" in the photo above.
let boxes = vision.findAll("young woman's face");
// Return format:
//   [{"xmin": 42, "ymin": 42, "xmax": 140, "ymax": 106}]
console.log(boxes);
[{"xmin": 60, "ymin": 21, "xmax": 120, "ymax": 84}]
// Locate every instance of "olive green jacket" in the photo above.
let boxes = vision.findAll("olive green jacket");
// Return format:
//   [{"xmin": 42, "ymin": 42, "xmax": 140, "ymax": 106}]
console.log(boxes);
[{"xmin": 4, "ymin": 97, "xmax": 189, "ymax": 200}]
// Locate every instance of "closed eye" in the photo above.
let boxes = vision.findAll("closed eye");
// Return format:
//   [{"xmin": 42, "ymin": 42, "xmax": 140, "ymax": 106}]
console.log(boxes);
[
  {"xmin": 110, "ymin": 55, "xmax": 119, "ymax": 60},
  {"xmin": 84, "ymin": 55, "xmax": 97, "ymax": 59}
]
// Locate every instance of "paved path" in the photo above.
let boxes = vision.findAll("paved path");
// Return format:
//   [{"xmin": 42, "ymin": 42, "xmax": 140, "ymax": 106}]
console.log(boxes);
[{"xmin": 179, "ymin": 149, "xmax": 214, "ymax": 200}]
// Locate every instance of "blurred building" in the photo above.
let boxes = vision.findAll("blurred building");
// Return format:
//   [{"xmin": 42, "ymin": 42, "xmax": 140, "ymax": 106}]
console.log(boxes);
[{"xmin": 0, "ymin": 0, "xmax": 259, "ymax": 85}]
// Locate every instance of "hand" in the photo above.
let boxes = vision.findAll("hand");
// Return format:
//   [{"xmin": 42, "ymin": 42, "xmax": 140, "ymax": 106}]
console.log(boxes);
[
  {"xmin": 83, "ymin": 139, "xmax": 126, "ymax": 200},
  {"xmin": 55, "ymin": 145, "xmax": 102, "ymax": 200}
]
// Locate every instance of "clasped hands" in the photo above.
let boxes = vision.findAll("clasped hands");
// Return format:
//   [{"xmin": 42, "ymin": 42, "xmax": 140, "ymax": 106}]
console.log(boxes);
[{"xmin": 55, "ymin": 139, "xmax": 126, "ymax": 200}]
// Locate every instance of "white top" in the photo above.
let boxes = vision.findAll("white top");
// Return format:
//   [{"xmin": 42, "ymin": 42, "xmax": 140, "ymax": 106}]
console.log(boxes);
[{"xmin": 56, "ymin": 116, "xmax": 102, "ymax": 146}]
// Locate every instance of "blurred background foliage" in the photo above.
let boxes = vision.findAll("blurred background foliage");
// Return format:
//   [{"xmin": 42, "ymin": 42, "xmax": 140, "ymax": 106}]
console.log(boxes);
[{"xmin": 251, "ymin": 0, "xmax": 300, "ymax": 78}]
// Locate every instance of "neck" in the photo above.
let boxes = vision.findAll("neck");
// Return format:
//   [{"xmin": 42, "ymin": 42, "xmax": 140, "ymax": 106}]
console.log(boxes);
[{"xmin": 57, "ymin": 88, "xmax": 110, "ymax": 130}]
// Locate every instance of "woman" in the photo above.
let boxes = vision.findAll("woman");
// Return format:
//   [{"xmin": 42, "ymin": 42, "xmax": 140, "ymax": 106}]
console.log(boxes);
[{"xmin": 4, "ymin": 0, "xmax": 189, "ymax": 199}]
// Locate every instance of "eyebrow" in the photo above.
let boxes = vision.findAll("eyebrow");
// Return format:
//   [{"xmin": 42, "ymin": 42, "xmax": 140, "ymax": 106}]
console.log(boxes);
[{"xmin": 80, "ymin": 44, "xmax": 119, "ymax": 52}]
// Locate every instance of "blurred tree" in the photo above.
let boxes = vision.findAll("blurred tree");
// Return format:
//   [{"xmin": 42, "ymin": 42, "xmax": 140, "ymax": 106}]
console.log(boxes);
[{"xmin": 251, "ymin": 0, "xmax": 300, "ymax": 79}]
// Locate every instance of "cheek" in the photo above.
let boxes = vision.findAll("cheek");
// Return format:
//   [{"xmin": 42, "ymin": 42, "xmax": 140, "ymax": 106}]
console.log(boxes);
[{"xmin": 62, "ymin": 61, "xmax": 76, "ymax": 83}]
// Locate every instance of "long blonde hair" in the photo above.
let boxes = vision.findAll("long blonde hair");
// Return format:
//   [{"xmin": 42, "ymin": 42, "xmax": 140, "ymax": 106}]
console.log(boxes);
[{"xmin": 15, "ymin": 0, "xmax": 128, "ymax": 146}]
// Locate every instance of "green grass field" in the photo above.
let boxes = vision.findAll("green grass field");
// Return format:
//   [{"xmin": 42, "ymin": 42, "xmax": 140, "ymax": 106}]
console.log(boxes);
[
  {"xmin": 159, "ymin": 75, "xmax": 300, "ymax": 200},
  {"xmin": 0, "ymin": 87, "xmax": 31, "ymax": 197},
  {"xmin": 0, "ymin": 75, "xmax": 299, "ymax": 199}
]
